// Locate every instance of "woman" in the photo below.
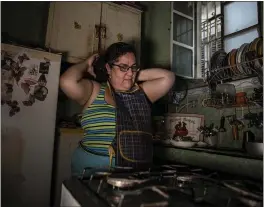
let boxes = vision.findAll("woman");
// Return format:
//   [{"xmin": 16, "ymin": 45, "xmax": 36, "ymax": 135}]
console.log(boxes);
[{"xmin": 60, "ymin": 42, "xmax": 175, "ymax": 177}]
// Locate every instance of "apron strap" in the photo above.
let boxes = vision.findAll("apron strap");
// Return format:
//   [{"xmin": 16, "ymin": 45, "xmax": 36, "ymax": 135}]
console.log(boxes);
[{"xmin": 108, "ymin": 145, "xmax": 115, "ymax": 168}]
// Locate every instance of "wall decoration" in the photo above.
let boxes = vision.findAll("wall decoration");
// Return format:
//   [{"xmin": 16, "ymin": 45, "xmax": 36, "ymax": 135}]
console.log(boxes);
[
  {"xmin": 117, "ymin": 33, "xmax": 123, "ymax": 41},
  {"xmin": 165, "ymin": 113, "xmax": 205, "ymax": 141},
  {"xmin": 22, "ymin": 74, "xmax": 48, "ymax": 106},
  {"xmin": 6, "ymin": 100, "xmax": 20, "ymax": 117},
  {"xmin": 39, "ymin": 58, "xmax": 50, "ymax": 74},
  {"xmin": 2, "ymin": 56, "xmax": 15, "ymax": 105},
  {"xmin": 34, "ymin": 74, "xmax": 48, "ymax": 101},
  {"xmin": 21, "ymin": 64, "xmax": 38, "ymax": 94},
  {"xmin": 1, "ymin": 48, "xmax": 51, "ymax": 116},
  {"xmin": 11, "ymin": 53, "xmax": 31, "ymax": 85}
]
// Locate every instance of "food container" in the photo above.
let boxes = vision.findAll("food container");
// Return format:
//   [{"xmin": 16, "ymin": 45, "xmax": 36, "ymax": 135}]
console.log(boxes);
[
  {"xmin": 204, "ymin": 135, "xmax": 218, "ymax": 147},
  {"xmin": 235, "ymin": 92, "xmax": 247, "ymax": 105}
]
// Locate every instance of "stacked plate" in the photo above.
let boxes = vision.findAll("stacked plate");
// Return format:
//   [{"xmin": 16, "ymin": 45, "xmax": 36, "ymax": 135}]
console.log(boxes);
[{"xmin": 209, "ymin": 37, "xmax": 263, "ymax": 82}]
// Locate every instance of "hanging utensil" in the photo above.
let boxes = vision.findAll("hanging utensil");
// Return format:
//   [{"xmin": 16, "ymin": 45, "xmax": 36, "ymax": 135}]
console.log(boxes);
[
  {"xmin": 226, "ymin": 115, "xmax": 244, "ymax": 140},
  {"xmin": 218, "ymin": 116, "xmax": 226, "ymax": 145},
  {"xmin": 218, "ymin": 116, "xmax": 226, "ymax": 132}
]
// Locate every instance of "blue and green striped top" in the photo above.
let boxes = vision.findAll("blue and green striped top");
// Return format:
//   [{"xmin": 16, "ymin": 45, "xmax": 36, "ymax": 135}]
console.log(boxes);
[{"xmin": 80, "ymin": 83, "xmax": 116, "ymax": 156}]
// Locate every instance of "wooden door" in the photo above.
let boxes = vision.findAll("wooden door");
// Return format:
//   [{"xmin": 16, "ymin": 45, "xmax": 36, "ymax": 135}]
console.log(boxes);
[{"xmin": 46, "ymin": 2, "xmax": 102, "ymax": 63}]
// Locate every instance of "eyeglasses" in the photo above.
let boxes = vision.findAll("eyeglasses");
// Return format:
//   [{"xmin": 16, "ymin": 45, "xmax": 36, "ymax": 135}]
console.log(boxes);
[{"xmin": 111, "ymin": 63, "xmax": 140, "ymax": 72}]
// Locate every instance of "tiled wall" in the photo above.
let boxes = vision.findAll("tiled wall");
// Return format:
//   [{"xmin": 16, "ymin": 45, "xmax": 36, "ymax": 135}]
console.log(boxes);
[{"xmin": 168, "ymin": 77, "xmax": 263, "ymax": 149}]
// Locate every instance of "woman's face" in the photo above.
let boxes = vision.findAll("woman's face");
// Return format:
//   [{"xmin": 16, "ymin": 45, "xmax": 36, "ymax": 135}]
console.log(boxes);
[{"xmin": 106, "ymin": 52, "xmax": 138, "ymax": 91}]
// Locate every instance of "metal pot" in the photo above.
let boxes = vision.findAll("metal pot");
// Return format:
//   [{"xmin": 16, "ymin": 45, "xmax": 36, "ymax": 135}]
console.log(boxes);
[
  {"xmin": 243, "ymin": 131, "xmax": 263, "ymax": 157},
  {"xmin": 245, "ymin": 142, "xmax": 263, "ymax": 157}
]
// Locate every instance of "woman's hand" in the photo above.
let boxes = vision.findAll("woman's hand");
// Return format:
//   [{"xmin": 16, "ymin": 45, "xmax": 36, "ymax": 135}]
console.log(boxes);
[
  {"xmin": 60, "ymin": 54, "xmax": 100, "ymax": 106},
  {"xmin": 138, "ymin": 68, "xmax": 175, "ymax": 103},
  {"xmin": 86, "ymin": 54, "xmax": 99, "ymax": 78}
]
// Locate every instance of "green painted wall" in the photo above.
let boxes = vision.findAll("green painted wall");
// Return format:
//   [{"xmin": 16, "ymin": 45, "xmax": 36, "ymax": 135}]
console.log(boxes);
[
  {"xmin": 141, "ymin": 2, "xmax": 263, "ymax": 178},
  {"xmin": 141, "ymin": 2, "xmax": 171, "ymax": 68},
  {"xmin": 154, "ymin": 146, "xmax": 263, "ymax": 180}
]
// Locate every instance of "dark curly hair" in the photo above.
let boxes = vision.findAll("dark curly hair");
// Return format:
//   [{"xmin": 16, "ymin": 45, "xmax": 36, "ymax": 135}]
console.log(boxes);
[{"xmin": 93, "ymin": 42, "xmax": 136, "ymax": 83}]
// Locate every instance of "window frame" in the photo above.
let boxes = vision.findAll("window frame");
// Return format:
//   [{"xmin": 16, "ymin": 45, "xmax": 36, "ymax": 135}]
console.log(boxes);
[
  {"xmin": 198, "ymin": 1, "xmax": 262, "ymax": 79},
  {"xmin": 222, "ymin": 1, "xmax": 261, "ymax": 41},
  {"xmin": 170, "ymin": 2, "xmax": 195, "ymax": 79}
]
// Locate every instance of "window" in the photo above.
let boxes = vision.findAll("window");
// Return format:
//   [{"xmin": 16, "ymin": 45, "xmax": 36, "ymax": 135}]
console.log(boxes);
[
  {"xmin": 171, "ymin": 1, "xmax": 262, "ymax": 79},
  {"xmin": 201, "ymin": 1, "xmax": 261, "ymax": 79},
  {"xmin": 223, "ymin": 2, "xmax": 259, "ymax": 52},
  {"xmin": 170, "ymin": 2, "xmax": 195, "ymax": 78}
]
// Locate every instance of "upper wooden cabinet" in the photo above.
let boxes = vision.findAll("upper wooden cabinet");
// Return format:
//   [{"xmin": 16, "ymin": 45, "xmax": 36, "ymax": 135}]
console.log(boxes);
[{"xmin": 45, "ymin": 2, "xmax": 142, "ymax": 63}]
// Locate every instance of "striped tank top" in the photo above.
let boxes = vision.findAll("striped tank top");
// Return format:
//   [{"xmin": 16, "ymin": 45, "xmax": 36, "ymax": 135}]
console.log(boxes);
[{"xmin": 80, "ymin": 83, "xmax": 116, "ymax": 156}]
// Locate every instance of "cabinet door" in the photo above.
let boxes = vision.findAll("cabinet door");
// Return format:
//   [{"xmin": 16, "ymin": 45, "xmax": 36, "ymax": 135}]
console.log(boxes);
[
  {"xmin": 53, "ymin": 131, "xmax": 83, "ymax": 207},
  {"xmin": 46, "ymin": 2, "xmax": 102, "ymax": 63},
  {"xmin": 102, "ymin": 3, "xmax": 142, "ymax": 63}
]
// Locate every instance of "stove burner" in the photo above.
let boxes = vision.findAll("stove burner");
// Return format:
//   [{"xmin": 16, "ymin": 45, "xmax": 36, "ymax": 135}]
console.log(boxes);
[
  {"xmin": 107, "ymin": 176, "xmax": 150, "ymax": 188},
  {"xmin": 177, "ymin": 175, "xmax": 196, "ymax": 182},
  {"xmin": 111, "ymin": 186, "xmax": 170, "ymax": 207},
  {"xmin": 140, "ymin": 201, "xmax": 168, "ymax": 207},
  {"xmin": 113, "ymin": 166, "xmax": 134, "ymax": 171},
  {"xmin": 162, "ymin": 164, "xmax": 187, "ymax": 169},
  {"xmin": 78, "ymin": 165, "xmax": 263, "ymax": 207},
  {"xmin": 94, "ymin": 171, "xmax": 111, "ymax": 176}
]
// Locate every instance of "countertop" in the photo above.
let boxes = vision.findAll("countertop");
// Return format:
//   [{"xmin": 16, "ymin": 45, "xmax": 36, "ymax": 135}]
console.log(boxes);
[
  {"xmin": 59, "ymin": 128, "xmax": 83, "ymax": 135},
  {"xmin": 153, "ymin": 142, "xmax": 263, "ymax": 180},
  {"xmin": 153, "ymin": 141, "xmax": 263, "ymax": 160}
]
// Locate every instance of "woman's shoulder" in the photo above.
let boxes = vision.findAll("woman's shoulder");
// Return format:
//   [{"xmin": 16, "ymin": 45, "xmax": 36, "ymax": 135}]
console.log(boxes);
[
  {"xmin": 91, "ymin": 81, "xmax": 108, "ymax": 92},
  {"xmin": 82, "ymin": 81, "xmax": 102, "ymax": 109}
]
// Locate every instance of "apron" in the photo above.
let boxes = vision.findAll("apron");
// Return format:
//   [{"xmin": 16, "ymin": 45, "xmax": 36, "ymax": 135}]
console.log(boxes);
[{"xmin": 108, "ymin": 82, "xmax": 153, "ymax": 170}]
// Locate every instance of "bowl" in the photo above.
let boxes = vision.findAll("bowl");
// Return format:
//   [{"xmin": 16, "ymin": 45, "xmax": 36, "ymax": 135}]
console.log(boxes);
[{"xmin": 170, "ymin": 140, "xmax": 196, "ymax": 148}]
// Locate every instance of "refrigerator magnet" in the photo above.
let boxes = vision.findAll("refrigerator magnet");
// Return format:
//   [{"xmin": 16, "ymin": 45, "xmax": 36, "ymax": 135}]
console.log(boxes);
[{"xmin": 39, "ymin": 58, "xmax": 50, "ymax": 74}]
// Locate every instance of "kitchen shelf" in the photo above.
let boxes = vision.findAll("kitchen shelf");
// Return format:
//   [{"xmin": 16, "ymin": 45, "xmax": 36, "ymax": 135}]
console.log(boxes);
[
  {"xmin": 153, "ymin": 142, "xmax": 263, "ymax": 161},
  {"xmin": 206, "ymin": 57, "xmax": 263, "ymax": 84},
  {"xmin": 201, "ymin": 99, "xmax": 261, "ymax": 109}
]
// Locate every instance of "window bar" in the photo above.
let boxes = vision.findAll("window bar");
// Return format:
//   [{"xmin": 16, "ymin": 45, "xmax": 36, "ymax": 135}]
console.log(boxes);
[
  {"xmin": 214, "ymin": 2, "xmax": 217, "ymax": 53},
  {"xmin": 206, "ymin": 2, "xmax": 210, "ymax": 78},
  {"xmin": 192, "ymin": 1, "xmax": 195, "ymax": 78}
]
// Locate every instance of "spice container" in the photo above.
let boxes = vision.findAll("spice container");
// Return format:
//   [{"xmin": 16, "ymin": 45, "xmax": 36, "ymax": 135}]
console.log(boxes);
[{"xmin": 235, "ymin": 92, "xmax": 247, "ymax": 105}]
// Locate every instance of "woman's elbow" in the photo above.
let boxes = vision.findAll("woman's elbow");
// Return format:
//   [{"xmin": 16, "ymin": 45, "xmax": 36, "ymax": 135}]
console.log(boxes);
[
  {"xmin": 166, "ymin": 71, "xmax": 176, "ymax": 87},
  {"xmin": 59, "ymin": 74, "xmax": 70, "ymax": 91}
]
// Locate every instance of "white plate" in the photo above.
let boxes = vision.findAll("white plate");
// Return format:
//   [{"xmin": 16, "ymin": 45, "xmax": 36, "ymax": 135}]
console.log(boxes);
[
  {"xmin": 161, "ymin": 140, "xmax": 171, "ymax": 145},
  {"xmin": 196, "ymin": 141, "xmax": 208, "ymax": 147},
  {"xmin": 170, "ymin": 140, "xmax": 196, "ymax": 148}
]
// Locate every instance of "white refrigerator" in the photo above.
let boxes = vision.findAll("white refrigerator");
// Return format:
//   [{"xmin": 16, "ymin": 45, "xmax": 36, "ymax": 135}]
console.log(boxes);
[{"xmin": 1, "ymin": 43, "xmax": 61, "ymax": 206}]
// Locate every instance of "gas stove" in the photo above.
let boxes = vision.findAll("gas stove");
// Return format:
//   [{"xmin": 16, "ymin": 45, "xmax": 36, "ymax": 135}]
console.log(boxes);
[{"xmin": 61, "ymin": 165, "xmax": 263, "ymax": 207}]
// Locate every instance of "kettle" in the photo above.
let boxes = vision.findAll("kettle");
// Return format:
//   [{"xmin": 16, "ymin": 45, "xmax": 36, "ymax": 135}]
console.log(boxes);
[{"xmin": 242, "ymin": 130, "xmax": 255, "ymax": 150}]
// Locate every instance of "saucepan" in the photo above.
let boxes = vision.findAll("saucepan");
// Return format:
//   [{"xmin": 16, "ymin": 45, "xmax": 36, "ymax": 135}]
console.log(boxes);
[{"xmin": 245, "ymin": 142, "xmax": 263, "ymax": 157}]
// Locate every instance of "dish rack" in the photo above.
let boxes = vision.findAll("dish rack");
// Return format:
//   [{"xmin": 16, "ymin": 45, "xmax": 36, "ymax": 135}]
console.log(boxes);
[
  {"xmin": 206, "ymin": 37, "xmax": 263, "ymax": 86},
  {"xmin": 202, "ymin": 98, "xmax": 260, "ymax": 109},
  {"xmin": 207, "ymin": 57, "xmax": 263, "ymax": 83}
]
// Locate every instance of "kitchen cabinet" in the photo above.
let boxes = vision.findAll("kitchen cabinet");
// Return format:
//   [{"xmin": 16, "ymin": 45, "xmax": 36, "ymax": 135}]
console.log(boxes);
[
  {"xmin": 102, "ymin": 3, "xmax": 142, "ymax": 63},
  {"xmin": 45, "ymin": 2, "xmax": 142, "ymax": 63},
  {"xmin": 52, "ymin": 128, "xmax": 83, "ymax": 207}
]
